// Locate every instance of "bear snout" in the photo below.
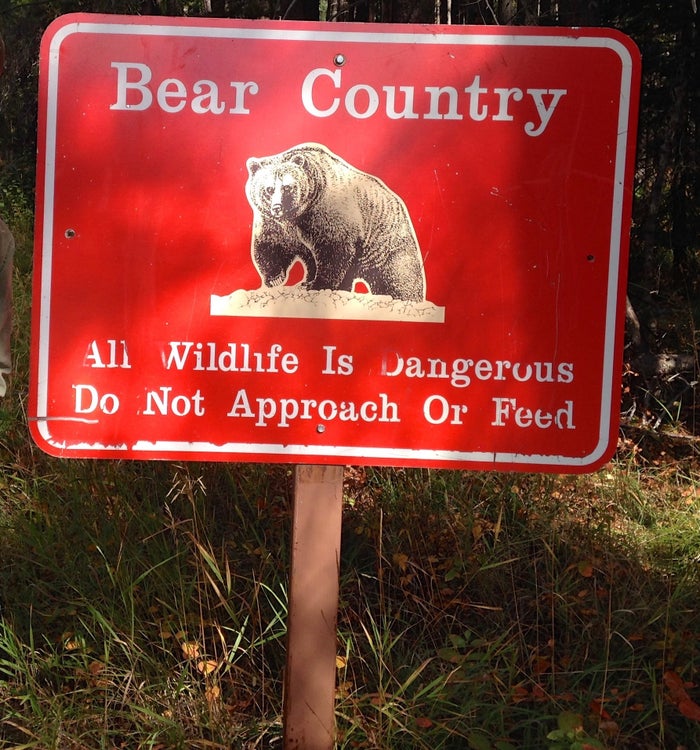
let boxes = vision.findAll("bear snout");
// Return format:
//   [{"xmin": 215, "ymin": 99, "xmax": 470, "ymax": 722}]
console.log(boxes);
[
  {"xmin": 270, "ymin": 193, "xmax": 296, "ymax": 219},
  {"xmin": 269, "ymin": 183, "xmax": 287, "ymax": 218}
]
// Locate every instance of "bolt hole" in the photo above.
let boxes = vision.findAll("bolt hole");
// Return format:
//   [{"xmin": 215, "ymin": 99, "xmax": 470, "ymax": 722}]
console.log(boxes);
[
  {"xmin": 65, "ymin": 229, "xmax": 76, "ymax": 239},
  {"xmin": 333, "ymin": 54, "xmax": 346, "ymax": 66},
  {"xmin": 316, "ymin": 424, "xmax": 326, "ymax": 433},
  {"xmin": 586, "ymin": 254, "xmax": 595, "ymax": 262}
]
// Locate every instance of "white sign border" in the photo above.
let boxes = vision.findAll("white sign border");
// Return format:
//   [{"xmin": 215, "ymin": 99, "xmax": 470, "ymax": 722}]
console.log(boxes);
[{"xmin": 34, "ymin": 17, "xmax": 637, "ymax": 469}]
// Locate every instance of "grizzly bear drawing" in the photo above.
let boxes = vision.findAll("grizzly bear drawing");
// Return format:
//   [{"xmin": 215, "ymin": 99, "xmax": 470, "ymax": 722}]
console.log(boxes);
[{"xmin": 245, "ymin": 143, "xmax": 426, "ymax": 302}]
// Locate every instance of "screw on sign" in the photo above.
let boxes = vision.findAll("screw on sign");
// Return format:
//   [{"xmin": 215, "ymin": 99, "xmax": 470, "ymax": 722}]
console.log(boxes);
[{"xmin": 31, "ymin": 15, "xmax": 641, "ymax": 750}]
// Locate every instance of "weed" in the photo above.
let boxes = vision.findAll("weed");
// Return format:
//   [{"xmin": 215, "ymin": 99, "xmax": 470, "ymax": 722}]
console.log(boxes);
[{"xmin": 546, "ymin": 711, "xmax": 606, "ymax": 749}]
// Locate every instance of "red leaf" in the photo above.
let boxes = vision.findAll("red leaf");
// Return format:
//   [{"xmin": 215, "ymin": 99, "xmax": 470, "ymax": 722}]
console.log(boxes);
[
  {"xmin": 590, "ymin": 698, "xmax": 612, "ymax": 720},
  {"xmin": 678, "ymin": 698, "xmax": 700, "ymax": 722},
  {"xmin": 663, "ymin": 671, "xmax": 700, "ymax": 721},
  {"xmin": 664, "ymin": 670, "xmax": 690, "ymax": 702}
]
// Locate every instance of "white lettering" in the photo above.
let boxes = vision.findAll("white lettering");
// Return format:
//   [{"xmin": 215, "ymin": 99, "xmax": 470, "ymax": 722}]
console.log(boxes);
[
  {"xmin": 423, "ymin": 394, "xmax": 468, "ymax": 425},
  {"xmin": 229, "ymin": 81, "xmax": 259, "ymax": 114},
  {"xmin": 322, "ymin": 345, "xmax": 354, "ymax": 375},
  {"xmin": 300, "ymin": 67, "xmax": 565, "ymax": 134},
  {"xmin": 73, "ymin": 384, "xmax": 119, "ymax": 415},
  {"xmin": 143, "ymin": 387, "xmax": 205, "ymax": 416},
  {"xmin": 227, "ymin": 389, "xmax": 254, "ymax": 419},
  {"xmin": 383, "ymin": 352, "xmax": 574, "ymax": 389},
  {"xmin": 358, "ymin": 401, "xmax": 376, "ymax": 421},
  {"xmin": 192, "ymin": 80, "xmax": 225, "ymax": 115},
  {"xmin": 318, "ymin": 399, "xmax": 338, "ymax": 421},
  {"xmin": 163, "ymin": 341, "xmax": 298, "ymax": 373},
  {"xmin": 557, "ymin": 362, "xmax": 574, "ymax": 383},
  {"xmin": 111, "ymin": 62, "xmax": 566, "ymax": 135},
  {"xmin": 110, "ymin": 62, "xmax": 259, "ymax": 116},
  {"xmin": 226, "ymin": 391, "xmax": 400, "ymax": 427},
  {"xmin": 491, "ymin": 397, "xmax": 574, "ymax": 429},
  {"xmin": 345, "ymin": 84, "xmax": 379, "ymax": 119},
  {"xmin": 493, "ymin": 87, "xmax": 524, "ymax": 122},
  {"xmin": 279, "ymin": 398, "xmax": 299, "ymax": 427},
  {"xmin": 301, "ymin": 67, "xmax": 341, "ymax": 117},
  {"xmin": 84, "ymin": 340, "xmax": 129, "ymax": 369},
  {"xmin": 157, "ymin": 78, "xmax": 187, "ymax": 113},
  {"xmin": 464, "ymin": 75, "xmax": 488, "ymax": 121},
  {"xmin": 425, "ymin": 86, "xmax": 463, "ymax": 120},
  {"xmin": 111, "ymin": 62, "xmax": 153, "ymax": 111},
  {"xmin": 383, "ymin": 86, "xmax": 419, "ymax": 120},
  {"xmin": 255, "ymin": 397, "xmax": 277, "ymax": 427},
  {"xmin": 525, "ymin": 89, "xmax": 567, "ymax": 136}
]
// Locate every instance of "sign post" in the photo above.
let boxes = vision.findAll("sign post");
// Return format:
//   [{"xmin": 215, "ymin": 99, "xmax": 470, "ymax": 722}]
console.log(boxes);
[
  {"xmin": 284, "ymin": 465, "xmax": 344, "ymax": 749},
  {"xmin": 32, "ymin": 15, "xmax": 640, "ymax": 749}
]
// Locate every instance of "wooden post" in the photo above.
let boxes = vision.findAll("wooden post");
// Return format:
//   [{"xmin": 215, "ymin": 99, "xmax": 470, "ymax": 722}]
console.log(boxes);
[{"xmin": 283, "ymin": 464, "xmax": 344, "ymax": 750}]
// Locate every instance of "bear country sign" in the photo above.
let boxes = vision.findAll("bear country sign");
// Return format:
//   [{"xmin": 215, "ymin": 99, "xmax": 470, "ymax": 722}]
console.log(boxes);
[{"xmin": 30, "ymin": 14, "xmax": 640, "ymax": 472}]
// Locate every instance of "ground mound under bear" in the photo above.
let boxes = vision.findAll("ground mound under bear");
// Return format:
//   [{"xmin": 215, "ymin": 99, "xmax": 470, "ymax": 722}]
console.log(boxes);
[{"xmin": 245, "ymin": 143, "xmax": 426, "ymax": 302}]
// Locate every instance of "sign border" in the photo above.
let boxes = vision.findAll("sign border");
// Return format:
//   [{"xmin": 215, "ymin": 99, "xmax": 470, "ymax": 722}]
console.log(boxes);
[{"xmin": 32, "ymin": 15, "xmax": 640, "ymax": 471}]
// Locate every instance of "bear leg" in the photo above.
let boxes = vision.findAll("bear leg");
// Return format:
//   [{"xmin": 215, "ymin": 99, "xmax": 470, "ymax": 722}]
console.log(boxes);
[
  {"xmin": 253, "ymin": 240, "xmax": 294, "ymax": 287},
  {"xmin": 362, "ymin": 250, "xmax": 426, "ymax": 302},
  {"xmin": 305, "ymin": 248, "xmax": 357, "ymax": 292}
]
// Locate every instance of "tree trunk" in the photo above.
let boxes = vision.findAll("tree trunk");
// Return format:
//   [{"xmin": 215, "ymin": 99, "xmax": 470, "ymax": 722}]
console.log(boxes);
[
  {"xmin": 284, "ymin": 0, "xmax": 320, "ymax": 20},
  {"xmin": 496, "ymin": 0, "xmax": 518, "ymax": 23}
]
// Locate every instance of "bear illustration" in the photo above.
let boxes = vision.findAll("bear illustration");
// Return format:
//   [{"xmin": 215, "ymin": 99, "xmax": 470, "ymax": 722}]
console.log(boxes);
[{"xmin": 245, "ymin": 143, "xmax": 426, "ymax": 302}]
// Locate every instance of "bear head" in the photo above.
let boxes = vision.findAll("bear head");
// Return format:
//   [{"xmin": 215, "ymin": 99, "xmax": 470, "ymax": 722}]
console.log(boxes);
[{"xmin": 246, "ymin": 151, "xmax": 317, "ymax": 221}]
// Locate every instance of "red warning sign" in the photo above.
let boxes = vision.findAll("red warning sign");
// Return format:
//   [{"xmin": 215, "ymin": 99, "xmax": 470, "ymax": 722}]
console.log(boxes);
[{"xmin": 31, "ymin": 15, "xmax": 640, "ymax": 471}]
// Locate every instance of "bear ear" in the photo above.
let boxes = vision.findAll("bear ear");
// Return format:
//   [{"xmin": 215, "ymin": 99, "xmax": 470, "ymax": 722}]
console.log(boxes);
[
  {"xmin": 289, "ymin": 153, "xmax": 306, "ymax": 168},
  {"xmin": 247, "ymin": 158, "xmax": 262, "ymax": 176}
]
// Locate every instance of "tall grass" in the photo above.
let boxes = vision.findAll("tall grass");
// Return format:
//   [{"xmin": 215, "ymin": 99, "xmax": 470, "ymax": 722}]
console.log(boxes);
[{"xmin": 1, "ymin": 199, "xmax": 699, "ymax": 748}]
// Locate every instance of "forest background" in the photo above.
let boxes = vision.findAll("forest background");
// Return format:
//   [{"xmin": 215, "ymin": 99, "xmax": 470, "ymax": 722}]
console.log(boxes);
[{"xmin": 0, "ymin": 0, "xmax": 698, "ymax": 748}]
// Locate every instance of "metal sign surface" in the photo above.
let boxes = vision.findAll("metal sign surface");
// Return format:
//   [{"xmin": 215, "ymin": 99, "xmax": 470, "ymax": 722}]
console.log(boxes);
[{"xmin": 31, "ymin": 14, "xmax": 640, "ymax": 471}]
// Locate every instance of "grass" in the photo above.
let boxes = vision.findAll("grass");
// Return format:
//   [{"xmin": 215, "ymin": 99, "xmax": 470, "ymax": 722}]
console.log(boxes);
[{"xmin": 1, "ymin": 197, "xmax": 699, "ymax": 748}]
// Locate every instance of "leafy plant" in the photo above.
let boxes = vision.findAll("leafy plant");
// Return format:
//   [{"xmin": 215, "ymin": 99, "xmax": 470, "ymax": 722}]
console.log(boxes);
[{"xmin": 546, "ymin": 712, "xmax": 607, "ymax": 750}]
